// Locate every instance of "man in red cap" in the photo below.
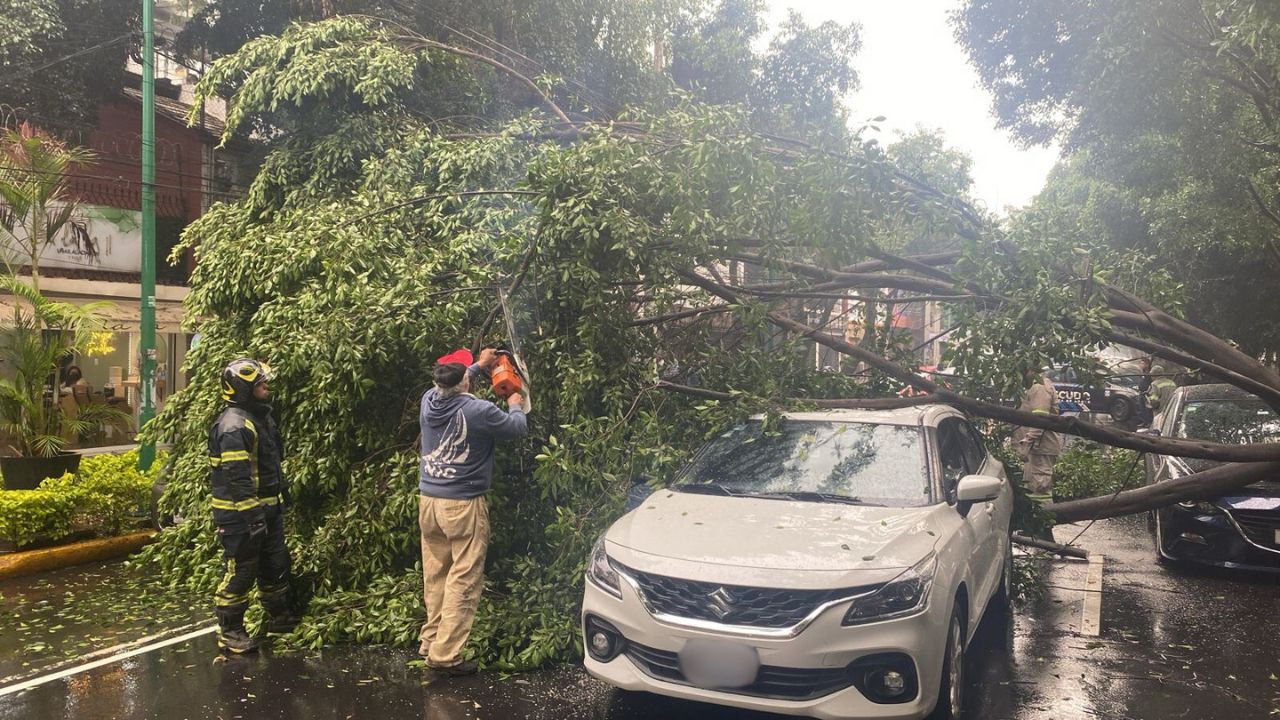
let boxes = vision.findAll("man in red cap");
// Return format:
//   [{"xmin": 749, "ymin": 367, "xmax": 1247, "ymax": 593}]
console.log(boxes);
[{"xmin": 417, "ymin": 347, "xmax": 528, "ymax": 675}]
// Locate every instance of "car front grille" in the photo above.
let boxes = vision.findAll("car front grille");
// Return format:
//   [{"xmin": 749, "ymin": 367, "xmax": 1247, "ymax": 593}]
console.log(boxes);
[
  {"xmin": 1228, "ymin": 509, "xmax": 1280, "ymax": 550},
  {"xmin": 624, "ymin": 642, "xmax": 853, "ymax": 700},
  {"xmin": 620, "ymin": 567, "xmax": 868, "ymax": 629}
]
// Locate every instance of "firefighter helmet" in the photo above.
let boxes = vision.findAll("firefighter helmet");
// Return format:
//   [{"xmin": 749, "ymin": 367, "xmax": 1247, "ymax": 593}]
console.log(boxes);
[{"xmin": 221, "ymin": 358, "xmax": 274, "ymax": 404}]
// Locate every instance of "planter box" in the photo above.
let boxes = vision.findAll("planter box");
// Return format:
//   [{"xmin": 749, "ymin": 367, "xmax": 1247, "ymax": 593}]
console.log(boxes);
[{"xmin": 0, "ymin": 453, "xmax": 81, "ymax": 490}]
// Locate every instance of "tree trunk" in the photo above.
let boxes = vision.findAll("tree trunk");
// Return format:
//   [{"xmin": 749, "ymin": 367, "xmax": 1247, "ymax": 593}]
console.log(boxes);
[{"xmin": 1044, "ymin": 461, "xmax": 1280, "ymax": 523}]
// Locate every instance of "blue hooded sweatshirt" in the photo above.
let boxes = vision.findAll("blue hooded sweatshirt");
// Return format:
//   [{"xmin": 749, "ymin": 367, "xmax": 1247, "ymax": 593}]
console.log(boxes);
[{"xmin": 419, "ymin": 380, "xmax": 527, "ymax": 499}]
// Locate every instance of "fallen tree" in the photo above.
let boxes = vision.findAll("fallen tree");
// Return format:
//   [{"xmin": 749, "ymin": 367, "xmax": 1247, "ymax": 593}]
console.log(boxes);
[{"xmin": 141, "ymin": 16, "xmax": 1279, "ymax": 667}]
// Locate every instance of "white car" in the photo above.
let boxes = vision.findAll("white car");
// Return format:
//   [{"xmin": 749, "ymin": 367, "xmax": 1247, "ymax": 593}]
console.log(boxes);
[{"xmin": 582, "ymin": 407, "xmax": 1012, "ymax": 720}]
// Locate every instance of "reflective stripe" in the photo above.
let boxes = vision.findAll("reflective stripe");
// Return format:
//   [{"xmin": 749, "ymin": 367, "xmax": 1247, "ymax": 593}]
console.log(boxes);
[
  {"xmin": 1028, "ymin": 493, "xmax": 1052, "ymax": 502},
  {"xmin": 259, "ymin": 494, "xmax": 282, "ymax": 506},
  {"xmin": 215, "ymin": 592, "xmax": 250, "ymax": 607},
  {"xmin": 208, "ymin": 457, "xmax": 221, "ymax": 467},
  {"xmin": 221, "ymin": 450, "xmax": 251, "ymax": 462},
  {"xmin": 1031, "ymin": 409, "xmax": 1052, "ymax": 415},
  {"xmin": 211, "ymin": 497, "xmax": 261, "ymax": 511}
]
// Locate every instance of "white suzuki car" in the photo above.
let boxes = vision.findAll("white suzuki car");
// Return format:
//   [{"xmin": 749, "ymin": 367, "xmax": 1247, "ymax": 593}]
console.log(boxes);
[{"xmin": 582, "ymin": 407, "xmax": 1012, "ymax": 720}]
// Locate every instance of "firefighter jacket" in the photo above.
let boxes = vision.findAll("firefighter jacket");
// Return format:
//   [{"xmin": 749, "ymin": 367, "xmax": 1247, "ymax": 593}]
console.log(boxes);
[
  {"xmin": 1146, "ymin": 360, "xmax": 1178, "ymax": 414},
  {"xmin": 208, "ymin": 403, "xmax": 285, "ymax": 532},
  {"xmin": 1012, "ymin": 377, "xmax": 1063, "ymax": 456}
]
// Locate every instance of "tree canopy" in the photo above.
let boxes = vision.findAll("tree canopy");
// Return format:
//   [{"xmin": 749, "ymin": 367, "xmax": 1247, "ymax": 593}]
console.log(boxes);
[
  {"xmin": 955, "ymin": 0, "xmax": 1280, "ymax": 356},
  {"xmin": 0, "ymin": 0, "xmax": 136, "ymax": 133},
  {"xmin": 141, "ymin": 14, "xmax": 1280, "ymax": 670}
]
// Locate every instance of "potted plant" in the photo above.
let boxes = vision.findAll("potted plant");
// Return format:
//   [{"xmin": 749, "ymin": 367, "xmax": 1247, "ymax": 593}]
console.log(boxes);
[
  {"xmin": 0, "ymin": 275, "xmax": 126, "ymax": 489},
  {"xmin": 0, "ymin": 122, "xmax": 126, "ymax": 488}
]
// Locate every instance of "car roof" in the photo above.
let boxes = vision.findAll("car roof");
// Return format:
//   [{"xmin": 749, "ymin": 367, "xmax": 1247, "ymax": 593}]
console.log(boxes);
[
  {"xmin": 1173, "ymin": 383, "xmax": 1267, "ymax": 403},
  {"xmin": 752, "ymin": 404, "xmax": 962, "ymax": 428}
]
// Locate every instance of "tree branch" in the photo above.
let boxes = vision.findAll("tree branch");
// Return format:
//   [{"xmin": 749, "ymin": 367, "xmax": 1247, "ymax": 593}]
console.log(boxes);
[{"xmin": 1045, "ymin": 461, "xmax": 1280, "ymax": 523}]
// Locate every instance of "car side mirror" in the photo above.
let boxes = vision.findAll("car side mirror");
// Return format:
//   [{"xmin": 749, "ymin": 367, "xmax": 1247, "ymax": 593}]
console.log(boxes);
[
  {"xmin": 955, "ymin": 474, "xmax": 1003, "ymax": 503},
  {"xmin": 1136, "ymin": 427, "xmax": 1160, "ymax": 437},
  {"xmin": 625, "ymin": 475, "xmax": 657, "ymax": 511}
]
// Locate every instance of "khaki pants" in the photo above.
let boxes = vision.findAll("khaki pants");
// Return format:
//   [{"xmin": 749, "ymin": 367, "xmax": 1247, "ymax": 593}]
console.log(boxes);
[
  {"xmin": 418, "ymin": 495, "xmax": 489, "ymax": 666},
  {"xmin": 1023, "ymin": 452, "xmax": 1057, "ymax": 500}
]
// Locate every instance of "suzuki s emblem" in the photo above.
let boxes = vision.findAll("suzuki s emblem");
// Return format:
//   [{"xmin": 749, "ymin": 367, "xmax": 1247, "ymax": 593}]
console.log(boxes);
[{"xmin": 707, "ymin": 587, "xmax": 737, "ymax": 620}]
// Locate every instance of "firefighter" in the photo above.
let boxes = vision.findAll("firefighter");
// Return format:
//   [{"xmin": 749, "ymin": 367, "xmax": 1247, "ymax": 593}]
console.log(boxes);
[
  {"xmin": 208, "ymin": 358, "xmax": 297, "ymax": 654},
  {"xmin": 1012, "ymin": 368, "xmax": 1063, "ymax": 523},
  {"xmin": 1146, "ymin": 358, "xmax": 1179, "ymax": 424}
]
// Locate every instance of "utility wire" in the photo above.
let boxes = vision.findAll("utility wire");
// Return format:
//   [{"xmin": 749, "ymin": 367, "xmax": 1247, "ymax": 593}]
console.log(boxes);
[{"xmin": 0, "ymin": 34, "xmax": 133, "ymax": 85}]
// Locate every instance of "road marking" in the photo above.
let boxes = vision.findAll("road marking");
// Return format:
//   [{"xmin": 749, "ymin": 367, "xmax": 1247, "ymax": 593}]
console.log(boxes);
[
  {"xmin": 1081, "ymin": 553, "xmax": 1105, "ymax": 636},
  {"xmin": 0, "ymin": 623, "xmax": 217, "ymax": 697}
]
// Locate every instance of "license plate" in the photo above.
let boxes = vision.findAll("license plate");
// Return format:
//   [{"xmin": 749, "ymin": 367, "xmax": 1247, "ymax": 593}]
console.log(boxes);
[{"xmin": 679, "ymin": 639, "xmax": 759, "ymax": 689}]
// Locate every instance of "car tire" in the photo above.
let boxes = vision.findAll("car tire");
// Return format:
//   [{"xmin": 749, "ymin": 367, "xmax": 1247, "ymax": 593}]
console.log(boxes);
[
  {"xmin": 928, "ymin": 606, "xmax": 965, "ymax": 720},
  {"xmin": 1108, "ymin": 396, "xmax": 1133, "ymax": 422}
]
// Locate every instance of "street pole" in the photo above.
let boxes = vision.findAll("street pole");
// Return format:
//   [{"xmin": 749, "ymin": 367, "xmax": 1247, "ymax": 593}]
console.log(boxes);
[{"xmin": 138, "ymin": 0, "xmax": 157, "ymax": 471}]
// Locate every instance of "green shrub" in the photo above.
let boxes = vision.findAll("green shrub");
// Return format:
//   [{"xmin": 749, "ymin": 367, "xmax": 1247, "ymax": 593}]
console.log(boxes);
[
  {"xmin": 0, "ymin": 488, "xmax": 78, "ymax": 546},
  {"xmin": 1052, "ymin": 443, "xmax": 1143, "ymax": 501},
  {"xmin": 0, "ymin": 450, "xmax": 167, "ymax": 547}
]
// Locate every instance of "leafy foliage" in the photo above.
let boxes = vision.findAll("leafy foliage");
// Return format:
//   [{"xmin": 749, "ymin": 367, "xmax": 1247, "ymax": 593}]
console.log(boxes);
[
  {"xmin": 1052, "ymin": 443, "xmax": 1143, "ymax": 502},
  {"xmin": 0, "ymin": 449, "xmax": 164, "ymax": 546},
  {"xmin": 0, "ymin": 0, "xmax": 136, "ymax": 133},
  {"xmin": 0, "ymin": 487, "xmax": 76, "ymax": 547},
  {"xmin": 954, "ymin": 0, "xmax": 1280, "ymax": 355},
  {"xmin": 142, "ymin": 16, "xmax": 1231, "ymax": 668}
]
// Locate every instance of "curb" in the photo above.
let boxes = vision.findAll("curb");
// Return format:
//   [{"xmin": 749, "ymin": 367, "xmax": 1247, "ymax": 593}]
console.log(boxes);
[{"xmin": 0, "ymin": 531, "xmax": 156, "ymax": 580}]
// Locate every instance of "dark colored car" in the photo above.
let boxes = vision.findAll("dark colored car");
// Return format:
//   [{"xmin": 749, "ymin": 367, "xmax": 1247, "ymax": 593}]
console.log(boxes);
[
  {"xmin": 1146, "ymin": 384, "xmax": 1280, "ymax": 572},
  {"xmin": 1045, "ymin": 364, "xmax": 1148, "ymax": 423}
]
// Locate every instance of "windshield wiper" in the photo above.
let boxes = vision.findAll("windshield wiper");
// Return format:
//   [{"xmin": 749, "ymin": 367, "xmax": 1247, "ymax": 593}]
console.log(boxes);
[
  {"xmin": 670, "ymin": 483, "xmax": 745, "ymax": 497},
  {"xmin": 745, "ymin": 491, "xmax": 884, "ymax": 506}
]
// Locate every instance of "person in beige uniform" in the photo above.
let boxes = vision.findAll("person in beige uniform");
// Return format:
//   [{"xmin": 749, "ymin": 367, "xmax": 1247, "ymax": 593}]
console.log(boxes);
[{"xmin": 1012, "ymin": 369, "xmax": 1062, "ymax": 513}]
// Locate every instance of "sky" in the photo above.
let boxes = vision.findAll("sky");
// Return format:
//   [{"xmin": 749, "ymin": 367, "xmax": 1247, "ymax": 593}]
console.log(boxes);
[{"xmin": 766, "ymin": 0, "xmax": 1060, "ymax": 213}]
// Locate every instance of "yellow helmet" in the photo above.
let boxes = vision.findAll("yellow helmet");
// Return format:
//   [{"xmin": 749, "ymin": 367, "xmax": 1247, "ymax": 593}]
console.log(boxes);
[{"xmin": 221, "ymin": 358, "xmax": 274, "ymax": 403}]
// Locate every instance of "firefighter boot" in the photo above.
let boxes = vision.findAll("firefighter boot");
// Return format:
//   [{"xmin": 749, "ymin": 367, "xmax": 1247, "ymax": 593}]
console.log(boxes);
[
  {"xmin": 262, "ymin": 594, "xmax": 299, "ymax": 635},
  {"xmin": 216, "ymin": 608, "xmax": 260, "ymax": 654}
]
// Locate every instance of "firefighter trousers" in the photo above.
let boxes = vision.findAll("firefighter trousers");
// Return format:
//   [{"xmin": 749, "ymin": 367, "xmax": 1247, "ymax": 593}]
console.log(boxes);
[{"xmin": 214, "ymin": 505, "xmax": 291, "ymax": 630}]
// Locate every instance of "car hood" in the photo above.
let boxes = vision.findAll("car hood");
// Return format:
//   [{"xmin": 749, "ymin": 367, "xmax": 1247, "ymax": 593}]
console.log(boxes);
[{"xmin": 605, "ymin": 490, "xmax": 940, "ymax": 580}]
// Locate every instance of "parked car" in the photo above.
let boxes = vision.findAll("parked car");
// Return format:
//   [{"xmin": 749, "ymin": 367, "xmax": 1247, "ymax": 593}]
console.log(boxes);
[
  {"xmin": 1146, "ymin": 384, "xmax": 1280, "ymax": 572},
  {"xmin": 1045, "ymin": 363, "xmax": 1147, "ymax": 423},
  {"xmin": 582, "ymin": 407, "xmax": 1013, "ymax": 720}
]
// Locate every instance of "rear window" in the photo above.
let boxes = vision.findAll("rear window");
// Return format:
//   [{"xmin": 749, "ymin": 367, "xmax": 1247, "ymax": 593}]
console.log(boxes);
[
  {"xmin": 1178, "ymin": 398, "xmax": 1280, "ymax": 445},
  {"xmin": 676, "ymin": 420, "xmax": 931, "ymax": 507}
]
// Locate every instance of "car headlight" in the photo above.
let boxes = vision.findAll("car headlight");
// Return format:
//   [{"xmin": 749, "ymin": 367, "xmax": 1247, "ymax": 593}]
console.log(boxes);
[
  {"xmin": 843, "ymin": 553, "xmax": 936, "ymax": 625},
  {"xmin": 587, "ymin": 536, "xmax": 622, "ymax": 598}
]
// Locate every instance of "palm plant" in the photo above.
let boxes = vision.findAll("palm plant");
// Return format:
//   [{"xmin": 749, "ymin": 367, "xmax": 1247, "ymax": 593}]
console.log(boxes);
[
  {"xmin": 0, "ymin": 274, "xmax": 126, "ymax": 457},
  {"xmin": 0, "ymin": 122, "xmax": 95, "ymax": 292}
]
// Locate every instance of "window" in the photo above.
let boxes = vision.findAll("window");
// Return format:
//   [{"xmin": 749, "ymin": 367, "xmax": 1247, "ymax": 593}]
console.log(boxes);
[
  {"xmin": 956, "ymin": 422, "xmax": 987, "ymax": 474},
  {"xmin": 676, "ymin": 420, "xmax": 931, "ymax": 507},
  {"xmin": 936, "ymin": 419, "xmax": 970, "ymax": 494}
]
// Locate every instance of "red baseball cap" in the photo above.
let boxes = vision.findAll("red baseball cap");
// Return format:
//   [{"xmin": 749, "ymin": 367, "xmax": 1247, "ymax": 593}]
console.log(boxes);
[{"xmin": 436, "ymin": 348, "xmax": 473, "ymax": 367}]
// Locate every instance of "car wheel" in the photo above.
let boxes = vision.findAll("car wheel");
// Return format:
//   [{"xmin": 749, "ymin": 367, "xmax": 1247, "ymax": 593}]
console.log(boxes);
[
  {"xmin": 928, "ymin": 607, "xmax": 965, "ymax": 720},
  {"xmin": 1108, "ymin": 396, "xmax": 1133, "ymax": 422}
]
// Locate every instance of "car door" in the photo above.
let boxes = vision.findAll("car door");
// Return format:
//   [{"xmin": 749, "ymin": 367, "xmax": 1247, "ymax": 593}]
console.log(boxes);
[{"xmin": 937, "ymin": 418, "xmax": 1000, "ymax": 604}]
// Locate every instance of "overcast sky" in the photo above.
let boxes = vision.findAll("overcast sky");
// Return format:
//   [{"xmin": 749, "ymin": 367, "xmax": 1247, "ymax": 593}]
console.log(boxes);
[{"xmin": 765, "ymin": 0, "xmax": 1060, "ymax": 213}]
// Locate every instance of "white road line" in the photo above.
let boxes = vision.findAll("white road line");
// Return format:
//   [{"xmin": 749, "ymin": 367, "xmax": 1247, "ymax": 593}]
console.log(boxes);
[
  {"xmin": 1081, "ymin": 553, "xmax": 1105, "ymax": 636},
  {"xmin": 0, "ymin": 623, "xmax": 218, "ymax": 697}
]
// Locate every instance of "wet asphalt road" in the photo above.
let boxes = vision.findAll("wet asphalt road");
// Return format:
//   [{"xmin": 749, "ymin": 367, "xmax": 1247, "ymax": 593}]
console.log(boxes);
[{"xmin": 1, "ymin": 515, "xmax": 1278, "ymax": 720}]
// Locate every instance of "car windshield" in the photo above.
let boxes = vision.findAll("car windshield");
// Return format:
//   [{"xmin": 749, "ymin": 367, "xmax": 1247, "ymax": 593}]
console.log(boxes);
[
  {"xmin": 1177, "ymin": 398, "xmax": 1280, "ymax": 445},
  {"xmin": 674, "ymin": 420, "xmax": 931, "ymax": 507}
]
